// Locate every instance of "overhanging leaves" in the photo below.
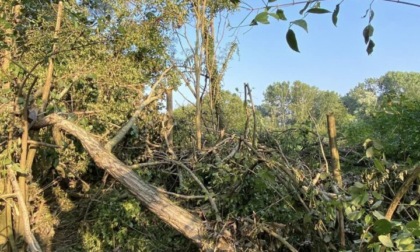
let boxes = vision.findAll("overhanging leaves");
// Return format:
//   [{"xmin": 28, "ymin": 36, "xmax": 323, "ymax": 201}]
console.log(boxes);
[
  {"xmin": 254, "ymin": 12, "xmax": 269, "ymax": 24},
  {"xmin": 276, "ymin": 9, "xmax": 287, "ymax": 20},
  {"xmin": 291, "ymin": 19, "xmax": 308, "ymax": 33},
  {"xmin": 286, "ymin": 29, "xmax": 299, "ymax": 52},
  {"xmin": 332, "ymin": 4, "xmax": 340, "ymax": 26},
  {"xmin": 363, "ymin": 24, "xmax": 374, "ymax": 44},
  {"xmin": 307, "ymin": 8, "xmax": 330, "ymax": 14},
  {"xmin": 367, "ymin": 40, "xmax": 375, "ymax": 55}
]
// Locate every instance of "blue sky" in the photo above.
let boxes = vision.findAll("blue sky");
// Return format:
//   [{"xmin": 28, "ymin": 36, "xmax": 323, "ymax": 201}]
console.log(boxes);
[{"xmin": 217, "ymin": 0, "xmax": 420, "ymax": 105}]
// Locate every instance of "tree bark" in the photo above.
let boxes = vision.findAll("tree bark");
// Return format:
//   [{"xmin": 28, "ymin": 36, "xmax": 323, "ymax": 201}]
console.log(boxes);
[
  {"xmin": 41, "ymin": 1, "xmax": 63, "ymax": 112},
  {"xmin": 34, "ymin": 114, "xmax": 233, "ymax": 251},
  {"xmin": 194, "ymin": 19, "xmax": 202, "ymax": 151},
  {"xmin": 326, "ymin": 113, "xmax": 345, "ymax": 249},
  {"xmin": 0, "ymin": 2, "xmax": 19, "ymax": 248},
  {"xmin": 385, "ymin": 165, "xmax": 420, "ymax": 220},
  {"xmin": 327, "ymin": 114, "xmax": 342, "ymax": 187},
  {"xmin": 166, "ymin": 88, "xmax": 174, "ymax": 149},
  {"xmin": 7, "ymin": 168, "xmax": 42, "ymax": 252}
]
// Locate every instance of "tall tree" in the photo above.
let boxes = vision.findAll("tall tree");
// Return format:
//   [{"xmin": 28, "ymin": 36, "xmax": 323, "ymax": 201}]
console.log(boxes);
[
  {"xmin": 378, "ymin": 71, "xmax": 420, "ymax": 100},
  {"xmin": 172, "ymin": 0, "xmax": 238, "ymax": 149},
  {"xmin": 263, "ymin": 81, "xmax": 292, "ymax": 128}
]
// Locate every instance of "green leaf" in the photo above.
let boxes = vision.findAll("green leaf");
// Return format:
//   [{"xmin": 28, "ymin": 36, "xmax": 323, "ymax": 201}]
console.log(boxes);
[
  {"xmin": 365, "ymin": 214, "xmax": 373, "ymax": 225},
  {"xmin": 378, "ymin": 235, "xmax": 394, "ymax": 248},
  {"xmin": 372, "ymin": 191, "xmax": 384, "ymax": 200},
  {"xmin": 332, "ymin": 4, "xmax": 339, "ymax": 26},
  {"xmin": 398, "ymin": 237, "xmax": 414, "ymax": 245},
  {"xmin": 250, "ymin": 19, "xmax": 258, "ymax": 26},
  {"xmin": 412, "ymin": 229, "xmax": 420, "ymax": 237},
  {"xmin": 276, "ymin": 9, "xmax": 287, "ymax": 20},
  {"xmin": 354, "ymin": 182, "xmax": 365, "ymax": 189},
  {"xmin": 291, "ymin": 19, "xmax": 308, "ymax": 32},
  {"xmin": 372, "ymin": 210, "xmax": 386, "ymax": 220},
  {"xmin": 369, "ymin": 10, "xmax": 375, "ymax": 23},
  {"xmin": 307, "ymin": 8, "xmax": 330, "ymax": 14},
  {"xmin": 374, "ymin": 219, "xmax": 392, "ymax": 235},
  {"xmin": 254, "ymin": 12, "xmax": 269, "ymax": 24},
  {"xmin": 373, "ymin": 159, "xmax": 385, "ymax": 173},
  {"xmin": 268, "ymin": 0, "xmax": 277, "ymax": 2},
  {"xmin": 406, "ymin": 220, "xmax": 420, "ymax": 229},
  {"xmin": 286, "ymin": 29, "xmax": 299, "ymax": 52},
  {"xmin": 367, "ymin": 40, "xmax": 375, "ymax": 55},
  {"xmin": 347, "ymin": 210, "xmax": 364, "ymax": 221},
  {"xmin": 352, "ymin": 191, "xmax": 369, "ymax": 206},
  {"xmin": 371, "ymin": 200, "xmax": 382, "ymax": 209},
  {"xmin": 268, "ymin": 13, "xmax": 279, "ymax": 20},
  {"xmin": 363, "ymin": 24, "xmax": 374, "ymax": 44},
  {"xmin": 406, "ymin": 220, "xmax": 420, "ymax": 236}
]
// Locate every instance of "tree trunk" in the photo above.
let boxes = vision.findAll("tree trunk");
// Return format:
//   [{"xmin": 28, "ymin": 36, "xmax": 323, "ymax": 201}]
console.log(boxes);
[
  {"xmin": 41, "ymin": 1, "xmax": 63, "ymax": 112},
  {"xmin": 326, "ymin": 113, "xmax": 345, "ymax": 249},
  {"xmin": 34, "ymin": 114, "xmax": 233, "ymax": 251},
  {"xmin": 194, "ymin": 18, "xmax": 202, "ymax": 151},
  {"xmin": 0, "ymin": 2, "xmax": 18, "ymax": 248},
  {"xmin": 327, "ymin": 113, "xmax": 342, "ymax": 187},
  {"xmin": 166, "ymin": 88, "xmax": 174, "ymax": 148}
]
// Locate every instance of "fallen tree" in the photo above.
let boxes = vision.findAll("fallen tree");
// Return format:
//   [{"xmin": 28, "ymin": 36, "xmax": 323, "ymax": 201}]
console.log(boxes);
[{"xmin": 34, "ymin": 114, "xmax": 233, "ymax": 251}]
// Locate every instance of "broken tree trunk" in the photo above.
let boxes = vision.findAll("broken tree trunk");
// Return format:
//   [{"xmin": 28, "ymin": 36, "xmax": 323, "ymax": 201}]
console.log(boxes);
[
  {"xmin": 326, "ymin": 113, "xmax": 345, "ymax": 250},
  {"xmin": 34, "ymin": 114, "xmax": 232, "ymax": 251}
]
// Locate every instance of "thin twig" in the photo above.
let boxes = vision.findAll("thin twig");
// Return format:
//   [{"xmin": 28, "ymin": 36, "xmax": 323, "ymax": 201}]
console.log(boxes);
[
  {"xmin": 262, "ymin": 226, "xmax": 298, "ymax": 252},
  {"xmin": 130, "ymin": 161, "xmax": 169, "ymax": 169},
  {"xmin": 383, "ymin": 0, "xmax": 420, "ymax": 7},
  {"xmin": 170, "ymin": 160, "xmax": 222, "ymax": 222},
  {"xmin": 104, "ymin": 67, "xmax": 171, "ymax": 151},
  {"xmin": 27, "ymin": 140, "xmax": 61, "ymax": 148},
  {"xmin": 153, "ymin": 186, "xmax": 206, "ymax": 200}
]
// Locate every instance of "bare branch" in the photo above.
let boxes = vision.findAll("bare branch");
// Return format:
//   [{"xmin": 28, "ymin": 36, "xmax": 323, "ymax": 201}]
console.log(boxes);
[
  {"xmin": 383, "ymin": 0, "xmax": 420, "ymax": 7},
  {"xmin": 130, "ymin": 161, "xmax": 169, "ymax": 169},
  {"xmin": 104, "ymin": 67, "xmax": 172, "ymax": 151},
  {"xmin": 154, "ymin": 186, "xmax": 206, "ymax": 200},
  {"xmin": 262, "ymin": 226, "xmax": 298, "ymax": 252},
  {"xmin": 27, "ymin": 140, "xmax": 61, "ymax": 148},
  {"xmin": 169, "ymin": 159, "xmax": 222, "ymax": 222}
]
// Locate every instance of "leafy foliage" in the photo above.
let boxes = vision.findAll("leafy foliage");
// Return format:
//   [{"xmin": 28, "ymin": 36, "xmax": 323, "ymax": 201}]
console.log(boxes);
[{"xmin": 1, "ymin": 0, "xmax": 419, "ymax": 251}]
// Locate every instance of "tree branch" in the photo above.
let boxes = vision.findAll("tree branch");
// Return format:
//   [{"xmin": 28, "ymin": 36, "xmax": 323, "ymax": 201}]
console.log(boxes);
[
  {"xmin": 7, "ymin": 167, "xmax": 42, "ymax": 252},
  {"xmin": 104, "ymin": 67, "xmax": 171, "ymax": 151},
  {"xmin": 385, "ymin": 165, "xmax": 420, "ymax": 220},
  {"xmin": 383, "ymin": 0, "xmax": 420, "ymax": 8},
  {"xmin": 169, "ymin": 159, "xmax": 222, "ymax": 222}
]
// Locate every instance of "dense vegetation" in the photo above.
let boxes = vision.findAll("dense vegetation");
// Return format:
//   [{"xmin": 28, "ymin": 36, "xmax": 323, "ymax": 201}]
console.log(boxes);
[{"xmin": 1, "ymin": 1, "xmax": 419, "ymax": 251}]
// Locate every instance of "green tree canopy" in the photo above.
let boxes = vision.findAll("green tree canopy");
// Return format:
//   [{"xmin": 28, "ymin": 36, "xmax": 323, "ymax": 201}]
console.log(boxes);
[{"xmin": 262, "ymin": 81, "xmax": 348, "ymax": 133}]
